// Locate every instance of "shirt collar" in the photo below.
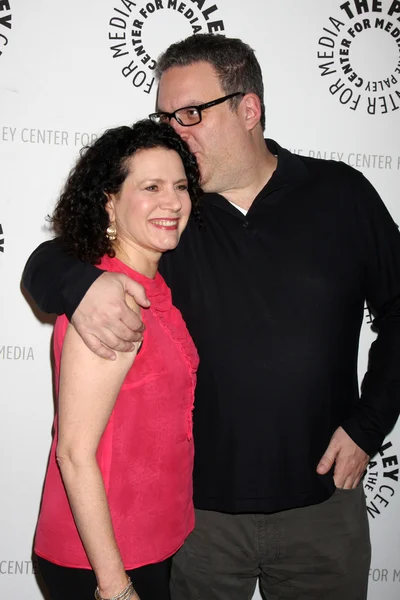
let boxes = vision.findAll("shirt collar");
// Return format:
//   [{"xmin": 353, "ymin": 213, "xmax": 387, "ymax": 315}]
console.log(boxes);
[{"xmin": 202, "ymin": 139, "xmax": 311, "ymax": 212}]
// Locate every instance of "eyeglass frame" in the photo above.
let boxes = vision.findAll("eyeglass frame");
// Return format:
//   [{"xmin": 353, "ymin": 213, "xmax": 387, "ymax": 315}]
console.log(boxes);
[{"xmin": 148, "ymin": 92, "xmax": 245, "ymax": 127}]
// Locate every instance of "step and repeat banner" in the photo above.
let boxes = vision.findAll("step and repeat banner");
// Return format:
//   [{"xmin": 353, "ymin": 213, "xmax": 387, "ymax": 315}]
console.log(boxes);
[{"xmin": 1, "ymin": 0, "xmax": 400, "ymax": 598}]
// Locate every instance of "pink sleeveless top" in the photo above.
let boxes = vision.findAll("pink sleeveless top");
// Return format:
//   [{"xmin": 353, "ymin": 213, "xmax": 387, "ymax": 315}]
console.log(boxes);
[{"xmin": 35, "ymin": 255, "xmax": 199, "ymax": 569}]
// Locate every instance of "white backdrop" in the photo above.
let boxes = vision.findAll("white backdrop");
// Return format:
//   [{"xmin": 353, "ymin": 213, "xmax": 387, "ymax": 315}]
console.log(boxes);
[{"xmin": 1, "ymin": 0, "xmax": 400, "ymax": 598}]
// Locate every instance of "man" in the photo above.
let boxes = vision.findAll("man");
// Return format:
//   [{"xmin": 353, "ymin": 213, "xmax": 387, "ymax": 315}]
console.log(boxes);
[{"xmin": 23, "ymin": 34, "xmax": 400, "ymax": 600}]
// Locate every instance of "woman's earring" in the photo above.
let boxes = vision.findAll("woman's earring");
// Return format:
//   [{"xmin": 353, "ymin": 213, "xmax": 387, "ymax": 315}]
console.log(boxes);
[{"xmin": 106, "ymin": 223, "xmax": 117, "ymax": 241}]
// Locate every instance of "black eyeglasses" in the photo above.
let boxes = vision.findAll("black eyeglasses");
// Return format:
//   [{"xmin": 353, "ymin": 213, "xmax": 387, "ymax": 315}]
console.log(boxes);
[{"xmin": 149, "ymin": 92, "xmax": 244, "ymax": 127}]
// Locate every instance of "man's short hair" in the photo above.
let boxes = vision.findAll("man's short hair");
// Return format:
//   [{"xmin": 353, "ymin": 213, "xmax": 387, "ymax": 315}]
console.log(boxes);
[{"xmin": 156, "ymin": 34, "xmax": 266, "ymax": 131}]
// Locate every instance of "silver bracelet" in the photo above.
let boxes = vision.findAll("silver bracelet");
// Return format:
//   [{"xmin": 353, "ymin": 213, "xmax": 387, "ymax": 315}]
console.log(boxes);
[{"xmin": 94, "ymin": 577, "xmax": 135, "ymax": 600}]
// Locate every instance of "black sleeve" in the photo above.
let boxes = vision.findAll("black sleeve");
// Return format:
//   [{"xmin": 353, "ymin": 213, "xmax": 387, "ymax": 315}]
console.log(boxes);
[
  {"xmin": 22, "ymin": 238, "xmax": 104, "ymax": 320},
  {"xmin": 341, "ymin": 174, "xmax": 400, "ymax": 457}
]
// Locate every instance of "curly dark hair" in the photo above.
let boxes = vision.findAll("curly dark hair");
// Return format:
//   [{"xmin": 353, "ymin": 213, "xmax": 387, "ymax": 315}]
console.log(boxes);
[{"xmin": 50, "ymin": 119, "xmax": 202, "ymax": 264}]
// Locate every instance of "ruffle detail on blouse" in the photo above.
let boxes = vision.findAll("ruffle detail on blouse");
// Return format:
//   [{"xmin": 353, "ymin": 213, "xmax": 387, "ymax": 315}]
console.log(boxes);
[{"xmin": 147, "ymin": 276, "xmax": 198, "ymax": 441}]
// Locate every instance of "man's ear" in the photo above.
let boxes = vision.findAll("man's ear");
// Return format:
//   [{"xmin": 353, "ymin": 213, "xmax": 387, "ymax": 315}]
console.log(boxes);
[{"xmin": 241, "ymin": 93, "xmax": 262, "ymax": 130}]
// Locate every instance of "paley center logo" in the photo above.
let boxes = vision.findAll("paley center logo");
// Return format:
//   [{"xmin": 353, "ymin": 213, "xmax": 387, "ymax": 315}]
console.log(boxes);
[
  {"xmin": 0, "ymin": 345, "xmax": 34, "ymax": 360},
  {"xmin": 0, "ymin": 0, "xmax": 12, "ymax": 59},
  {"xmin": 108, "ymin": 0, "xmax": 225, "ymax": 95},
  {"xmin": 363, "ymin": 440, "xmax": 398, "ymax": 518},
  {"xmin": 0, "ymin": 224, "xmax": 4, "ymax": 253},
  {"xmin": 317, "ymin": 0, "xmax": 400, "ymax": 114}
]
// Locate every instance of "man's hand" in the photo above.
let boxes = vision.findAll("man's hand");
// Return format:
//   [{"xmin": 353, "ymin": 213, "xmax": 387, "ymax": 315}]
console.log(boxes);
[
  {"xmin": 71, "ymin": 272, "xmax": 150, "ymax": 360},
  {"xmin": 316, "ymin": 426, "xmax": 369, "ymax": 489}
]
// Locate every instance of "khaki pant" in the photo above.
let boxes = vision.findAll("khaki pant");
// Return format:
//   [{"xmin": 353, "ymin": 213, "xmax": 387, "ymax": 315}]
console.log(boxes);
[{"xmin": 171, "ymin": 486, "xmax": 370, "ymax": 600}]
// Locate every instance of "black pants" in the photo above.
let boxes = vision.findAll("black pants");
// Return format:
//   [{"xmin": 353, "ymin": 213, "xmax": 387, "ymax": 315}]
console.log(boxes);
[
  {"xmin": 36, "ymin": 555, "xmax": 172, "ymax": 600},
  {"xmin": 171, "ymin": 485, "xmax": 371, "ymax": 600}
]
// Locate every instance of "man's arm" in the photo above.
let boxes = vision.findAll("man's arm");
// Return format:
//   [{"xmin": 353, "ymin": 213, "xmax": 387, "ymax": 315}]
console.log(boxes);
[
  {"xmin": 318, "ymin": 173, "xmax": 400, "ymax": 487},
  {"xmin": 22, "ymin": 238, "xmax": 103, "ymax": 318},
  {"xmin": 22, "ymin": 238, "xmax": 150, "ymax": 359},
  {"xmin": 342, "ymin": 174, "xmax": 400, "ymax": 456}
]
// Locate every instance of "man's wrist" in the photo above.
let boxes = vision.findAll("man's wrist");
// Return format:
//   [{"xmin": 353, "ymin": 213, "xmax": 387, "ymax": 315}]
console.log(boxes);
[{"xmin": 340, "ymin": 419, "xmax": 380, "ymax": 458}]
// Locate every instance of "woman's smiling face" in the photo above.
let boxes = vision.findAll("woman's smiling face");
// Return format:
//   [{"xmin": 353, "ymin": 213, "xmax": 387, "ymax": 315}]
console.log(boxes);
[{"xmin": 106, "ymin": 146, "xmax": 192, "ymax": 259}]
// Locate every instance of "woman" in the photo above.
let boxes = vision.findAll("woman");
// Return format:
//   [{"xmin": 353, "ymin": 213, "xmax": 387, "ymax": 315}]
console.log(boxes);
[{"xmin": 34, "ymin": 120, "xmax": 201, "ymax": 600}]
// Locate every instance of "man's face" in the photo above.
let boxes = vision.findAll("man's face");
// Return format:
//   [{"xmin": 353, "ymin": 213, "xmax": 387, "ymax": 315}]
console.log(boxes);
[{"xmin": 157, "ymin": 61, "xmax": 247, "ymax": 194}]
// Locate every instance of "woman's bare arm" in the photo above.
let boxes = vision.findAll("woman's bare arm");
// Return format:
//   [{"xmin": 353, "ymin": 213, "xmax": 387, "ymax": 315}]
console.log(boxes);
[{"xmin": 56, "ymin": 305, "xmax": 141, "ymax": 598}]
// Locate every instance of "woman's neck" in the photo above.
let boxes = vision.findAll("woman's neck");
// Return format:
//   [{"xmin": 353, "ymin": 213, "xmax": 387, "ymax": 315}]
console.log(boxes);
[{"xmin": 112, "ymin": 243, "xmax": 160, "ymax": 279}]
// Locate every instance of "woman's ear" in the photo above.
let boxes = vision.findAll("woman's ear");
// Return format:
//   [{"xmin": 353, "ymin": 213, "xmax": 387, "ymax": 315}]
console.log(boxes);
[{"xmin": 105, "ymin": 194, "xmax": 116, "ymax": 223}]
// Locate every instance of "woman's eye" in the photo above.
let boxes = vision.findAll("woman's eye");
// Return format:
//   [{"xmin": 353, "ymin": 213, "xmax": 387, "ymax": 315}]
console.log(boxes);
[
  {"xmin": 176, "ymin": 184, "xmax": 188, "ymax": 191},
  {"xmin": 145, "ymin": 185, "xmax": 158, "ymax": 191}
]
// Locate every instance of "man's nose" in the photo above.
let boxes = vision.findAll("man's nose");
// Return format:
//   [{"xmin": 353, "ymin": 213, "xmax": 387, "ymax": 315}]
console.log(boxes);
[{"xmin": 169, "ymin": 118, "xmax": 190, "ymax": 141}]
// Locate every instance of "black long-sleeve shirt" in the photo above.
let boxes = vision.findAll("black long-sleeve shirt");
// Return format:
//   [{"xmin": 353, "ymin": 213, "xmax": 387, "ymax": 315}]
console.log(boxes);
[{"xmin": 23, "ymin": 140, "xmax": 400, "ymax": 513}]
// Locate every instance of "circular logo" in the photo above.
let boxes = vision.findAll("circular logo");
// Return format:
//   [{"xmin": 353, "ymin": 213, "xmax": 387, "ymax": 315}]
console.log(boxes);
[
  {"xmin": 108, "ymin": 0, "xmax": 225, "ymax": 96},
  {"xmin": 0, "ymin": 0, "xmax": 12, "ymax": 60},
  {"xmin": 363, "ymin": 440, "xmax": 398, "ymax": 519},
  {"xmin": 317, "ymin": 0, "xmax": 400, "ymax": 115}
]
